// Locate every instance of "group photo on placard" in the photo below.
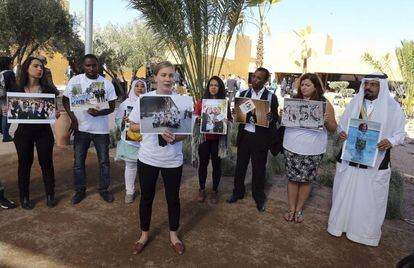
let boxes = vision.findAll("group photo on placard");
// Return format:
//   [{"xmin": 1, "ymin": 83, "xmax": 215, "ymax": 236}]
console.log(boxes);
[
  {"xmin": 341, "ymin": 118, "xmax": 381, "ymax": 167},
  {"xmin": 139, "ymin": 95, "xmax": 193, "ymax": 134},
  {"xmin": 281, "ymin": 98, "xmax": 326, "ymax": 131},
  {"xmin": 69, "ymin": 81, "xmax": 109, "ymax": 111},
  {"xmin": 6, "ymin": 92, "xmax": 56, "ymax": 124},
  {"xmin": 234, "ymin": 97, "xmax": 270, "ymax": 127},
  {"xmin": 200, "ymin": 99, "xmax": 227, "ymax": 135}
]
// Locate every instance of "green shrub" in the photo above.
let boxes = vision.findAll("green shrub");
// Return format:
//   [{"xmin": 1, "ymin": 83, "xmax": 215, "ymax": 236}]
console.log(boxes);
[
  {"xmin": 109, "ymin": 127, "xmax": 121, "ymax": 148},
  {"xmin": 230, "ymin": 123, "xmax": 238, "ymax": 146},
  {"xmin": 316, "ymin": 165, "xmax": 335, "ymax": 187},
  {"xmin": 221, "ymin": 158, "xmax": 236, "ymax": 176},
  {"xmin": 269, "ymin": 153, "xmax": 286, "ymax": 175},
  {"xmin": 386, "ymin": 169, "xmax": 404, "ymax": 219},
  {"xmin": 182, "ymin": 136, "xmax": 192, "ymax": 165}
]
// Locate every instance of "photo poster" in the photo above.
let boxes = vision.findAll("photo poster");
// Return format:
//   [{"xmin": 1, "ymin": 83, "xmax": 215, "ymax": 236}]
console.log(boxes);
[
  {"xmin": 281, "ymin": 98, "xmax": 326, "ymax": 131},
  {"xmin": 6, "ymin": 92, "xmax": 56, "ymax": 124},
  {"xmin": 200, "ymin": 99, "xmax": 228, "ymax": 135},
  {"xmin": 69, "ymin": 82, "xmax": 110, "ymax": 111},
  {"xmin": 122, "ymin": 105, "xmax": 135, "ymax": 141},
  {"xmin": 139, "ymin": 95, "xmax": 194, "ymax": 135},
  {"xmin": 341, "ymin": 118, "xmax": 382, "ymax": 167},
  {"xmin": 234, "ymin": 97, "xmax": 270, "ymax": 128}
]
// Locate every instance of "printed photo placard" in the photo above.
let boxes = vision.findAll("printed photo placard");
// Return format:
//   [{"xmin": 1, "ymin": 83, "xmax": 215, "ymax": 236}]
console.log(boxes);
[
  {"xmin": 6, "ymin": 92, "xmax": 56, "ymax": 124},
  {"xmin": 139, "ymin": 95, "xmax": 193, "ymax": 134},
  {"xmin": 341, "ymin": 118, "xmax": 382, "ymax": 167},
  {"xmin": 281, "ymin": 98, "xmax": 326, "ymax": 131},
  {"xmin": 200, "ymin": 99, "xmax": 228, "ymax": 135},
  {"xmin": 69, "ymin": 82, "xmax": 109, "ymax": 111},
  {"xmin": 234, "ymin": 97, "xmax": 269, "ymax": 128}
]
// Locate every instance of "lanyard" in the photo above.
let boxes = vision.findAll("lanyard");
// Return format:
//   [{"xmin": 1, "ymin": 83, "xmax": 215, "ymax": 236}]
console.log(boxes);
[{"xmin": 360, "ymin": 102, "xmax": 374, "ymax": 120}]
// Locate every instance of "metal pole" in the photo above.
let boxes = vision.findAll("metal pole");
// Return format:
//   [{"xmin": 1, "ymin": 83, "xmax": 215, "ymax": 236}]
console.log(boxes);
[{"xmin": 85, "ymin": 0, "xmax": 94, "ymax": 54}]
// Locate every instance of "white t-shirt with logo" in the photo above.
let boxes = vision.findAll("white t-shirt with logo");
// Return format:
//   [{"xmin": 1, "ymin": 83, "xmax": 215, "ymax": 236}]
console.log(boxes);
[
  {"xmin": 63, "ymin": 74, "xmax": 117, "ymax": 134},
  {"xmin": 128, "ymin": 90, "xmax": 183, "ymax": 168}
]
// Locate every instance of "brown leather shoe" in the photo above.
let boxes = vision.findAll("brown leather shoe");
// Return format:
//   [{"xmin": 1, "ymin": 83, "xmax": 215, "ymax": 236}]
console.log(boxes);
[
  {"xmin": 132, "ymin": 241, "xmax": 146, "ymax": 255},
  {"xmin": 210, "ymin": 191, "xmax": 219, "ymax": 204},
  {"xmin": 197, "ymin": 189, "xmax": 206, "ymax": 203},
  {"xmin": 170, "ymin": 241, "xmax": 185, "ymax": 255}
]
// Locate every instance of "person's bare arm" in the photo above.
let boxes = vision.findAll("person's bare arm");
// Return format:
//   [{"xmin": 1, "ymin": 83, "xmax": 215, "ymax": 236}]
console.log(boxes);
[
  {"xmin": 62, "ymin": 96, "xmax": 78, "ymax": 133},
  {"xmin": 324, "ymin": 101, "xmax": 337, "ymax": 132}
]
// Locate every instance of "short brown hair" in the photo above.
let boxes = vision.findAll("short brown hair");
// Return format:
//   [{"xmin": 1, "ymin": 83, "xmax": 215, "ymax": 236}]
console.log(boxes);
[{"xmin": 153, "ymin": 61, "xmax": 174, "ymax": 75}]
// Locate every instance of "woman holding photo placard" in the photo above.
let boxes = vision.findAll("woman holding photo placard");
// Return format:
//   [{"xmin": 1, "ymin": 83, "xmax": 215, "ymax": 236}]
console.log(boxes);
[
  {"xmin": 128, "ymin": 61, "xmax": 187, "ymax": 255},
  {"xmin": 281, "ymin": 73, "xmax": 337, "ymax": 223},
  {"xmin": 193, "ymin": 76, "xmax": 232, "ymax": 204},
  {"xmin": 13, "ymin": 57, "xmax": 60, "ymax": 210}
]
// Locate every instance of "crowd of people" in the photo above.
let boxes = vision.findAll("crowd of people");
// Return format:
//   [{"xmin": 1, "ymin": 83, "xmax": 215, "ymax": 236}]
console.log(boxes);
[{"xmin": 0, "ymin": 55, "xmax": 407, "ymax": 257}]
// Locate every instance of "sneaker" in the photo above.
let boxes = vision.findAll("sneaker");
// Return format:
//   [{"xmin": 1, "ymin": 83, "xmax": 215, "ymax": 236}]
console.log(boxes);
[
  {"xmin": 125, "ymin": 193, "xmax": 134, "ymax": 204},
  {"xmin": 72, "ymin": 191, "xmax": 86, "ymax": 205},
  {"xmin": 0, "ymin": 197, "xmax": 18, "ymax": 209},
  {"xmin": 100, "ymin": 191, "xmax": 114, "ymax": 203}
]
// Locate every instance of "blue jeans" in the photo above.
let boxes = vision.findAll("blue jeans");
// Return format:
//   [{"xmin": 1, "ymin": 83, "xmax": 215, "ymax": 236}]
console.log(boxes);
[
  {"xmin": 73, "ymin": 131, "xmax": 110, "ymax": 193},
  {"xmin": 2, "ymin": 111, "xmax": 12, "ymax": 140}
]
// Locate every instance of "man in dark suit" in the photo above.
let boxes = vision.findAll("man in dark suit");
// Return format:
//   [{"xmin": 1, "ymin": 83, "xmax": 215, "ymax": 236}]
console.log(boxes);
[
  {"xmin": 227, "ymin": 67, "xmax": 279, "ymax": 212},
  {"xmin": 226, "ymin": 74, "xmax": 239, "ymax": 104}
]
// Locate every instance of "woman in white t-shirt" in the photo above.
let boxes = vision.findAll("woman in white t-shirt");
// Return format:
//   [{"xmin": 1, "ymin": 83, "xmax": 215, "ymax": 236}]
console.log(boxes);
[
  {"xmin": 281, "ymin": 73, "xmax": 337, "ymax": 223},
  {"xmin": 129, "ymin": 61, "xmax": 186, "ymax": 255}
]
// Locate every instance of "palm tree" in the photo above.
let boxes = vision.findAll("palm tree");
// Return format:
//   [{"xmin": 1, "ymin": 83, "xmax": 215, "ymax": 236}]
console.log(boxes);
[
  {"xmin": 128, "ymin": 0, "xmax": 246, "ymax": 100},
  {"xmin": 246, "ymin": 0, "xmax": 280, "ymax": 68},
  {"xmin": 396, "ymin": 40, "xmax": 414, "ymax": 117},
  {"xmin": 293, "ymin": 25, "xmax": 313, "ymax": 73}
]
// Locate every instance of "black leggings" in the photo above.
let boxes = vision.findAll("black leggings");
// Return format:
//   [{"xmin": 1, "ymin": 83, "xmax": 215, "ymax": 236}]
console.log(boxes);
[
  {"xmin": 198, "ymin": 139, "xmax": 221, "ymax": 191},
  {"xmin": 138, "ymin": 160, "xmax": 182, "ymax": 232},
  {"xmin": 13, "ymin": 124, "xmax": 55, "ymax": 198}
]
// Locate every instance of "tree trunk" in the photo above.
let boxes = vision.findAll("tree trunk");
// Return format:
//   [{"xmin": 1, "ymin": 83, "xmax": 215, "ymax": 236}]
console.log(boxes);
[{"xmin": 256, "ymin": 28, "xmax": 264, "ymax": 68}]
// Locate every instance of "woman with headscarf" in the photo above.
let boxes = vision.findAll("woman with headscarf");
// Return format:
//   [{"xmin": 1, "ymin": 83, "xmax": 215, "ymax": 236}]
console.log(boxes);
[{"xmin": 114, "ymin": 79, "xmax": 146, "ymax": 204}]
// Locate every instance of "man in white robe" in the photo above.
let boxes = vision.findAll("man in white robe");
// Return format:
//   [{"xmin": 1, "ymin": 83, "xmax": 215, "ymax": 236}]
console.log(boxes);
[{"xmin": 327, "ymin": 72, "xmax": 406, "ymax": 246}]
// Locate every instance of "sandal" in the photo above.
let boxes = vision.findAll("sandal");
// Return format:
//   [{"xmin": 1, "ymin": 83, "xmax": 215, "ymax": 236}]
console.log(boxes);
[
  {"xmin": 295, "ymin": 211, "xmax": 304, "ymax": 223},
  {"xmin": 284, "ymin": 211, "xmax": 295, "ymax": 222}
]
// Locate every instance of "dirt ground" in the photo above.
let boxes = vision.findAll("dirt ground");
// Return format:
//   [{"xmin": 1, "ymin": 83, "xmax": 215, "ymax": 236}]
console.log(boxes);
[{"xmin": 0, "ymin": 141, "xmax": 413, "ymax": 268}]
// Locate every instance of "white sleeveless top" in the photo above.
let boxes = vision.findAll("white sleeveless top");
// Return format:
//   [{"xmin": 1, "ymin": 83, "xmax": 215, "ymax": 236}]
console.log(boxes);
[{"xmin": 283, "ymin": 127, "xmax": 328, "ymax": 155}]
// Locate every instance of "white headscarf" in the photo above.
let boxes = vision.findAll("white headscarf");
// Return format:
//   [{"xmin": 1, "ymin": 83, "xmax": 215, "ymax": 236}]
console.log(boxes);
[
  {"xmin": 339, "ymin": 72, "xmax": 406, "ymax": 168},
  {"xmin": 115, "ymin": 79, "xmax": 147, "ymax": 119}
]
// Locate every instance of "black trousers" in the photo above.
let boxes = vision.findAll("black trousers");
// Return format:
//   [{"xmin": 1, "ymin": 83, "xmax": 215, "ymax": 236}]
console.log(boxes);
[
  {"xmin": 138, "ymin": 160, "xmax": 182, "ymax": 232},
  {"xmin": 13, "ymin": 124, "xmax": 55, "ymax": 198},
  {"xmin": 198, "ymin": 139, "xmax": 221, "ymax": 191},
  {"xmin": 233, "ymin": 130, "xmax": 268, "ymax": 204}
]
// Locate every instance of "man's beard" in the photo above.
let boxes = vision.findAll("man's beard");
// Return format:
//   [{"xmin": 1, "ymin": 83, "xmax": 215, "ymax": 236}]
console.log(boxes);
[{"xmin": 364, "ymin": 91, "xmax": 377, "ymax": 100}]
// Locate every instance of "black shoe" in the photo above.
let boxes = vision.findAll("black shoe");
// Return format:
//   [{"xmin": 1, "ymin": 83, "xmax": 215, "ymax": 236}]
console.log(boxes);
[
  {"xmin": 72, "ymin": 191, "xmax": 86, "ymax": 205},
  {"xmin": 226, "ymin": 194, "xmax": 242, "ymax": 204},
  {"xmin": 0, "ymin": 197, "xmax": 18, "ymax": 209},
  {"xmin": 20, "ymin": 196, "xmax": 34, "ymax": 210},
  {"xmin": 100, "ymin": 191, "xmax": 114, "ymax": 203},
  {"xmin": 256, "ymin": 201, "xmax": 266, "ymax": 212},
  {"xmin": 46, "ymin": 194, "xmax": 57, "ymax": 208}
]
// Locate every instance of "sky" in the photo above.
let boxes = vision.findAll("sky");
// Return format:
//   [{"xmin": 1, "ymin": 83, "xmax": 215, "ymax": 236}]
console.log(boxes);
[{"xmin": 69, "ymin": 0, "xmax": 414, "ymax": 52}]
